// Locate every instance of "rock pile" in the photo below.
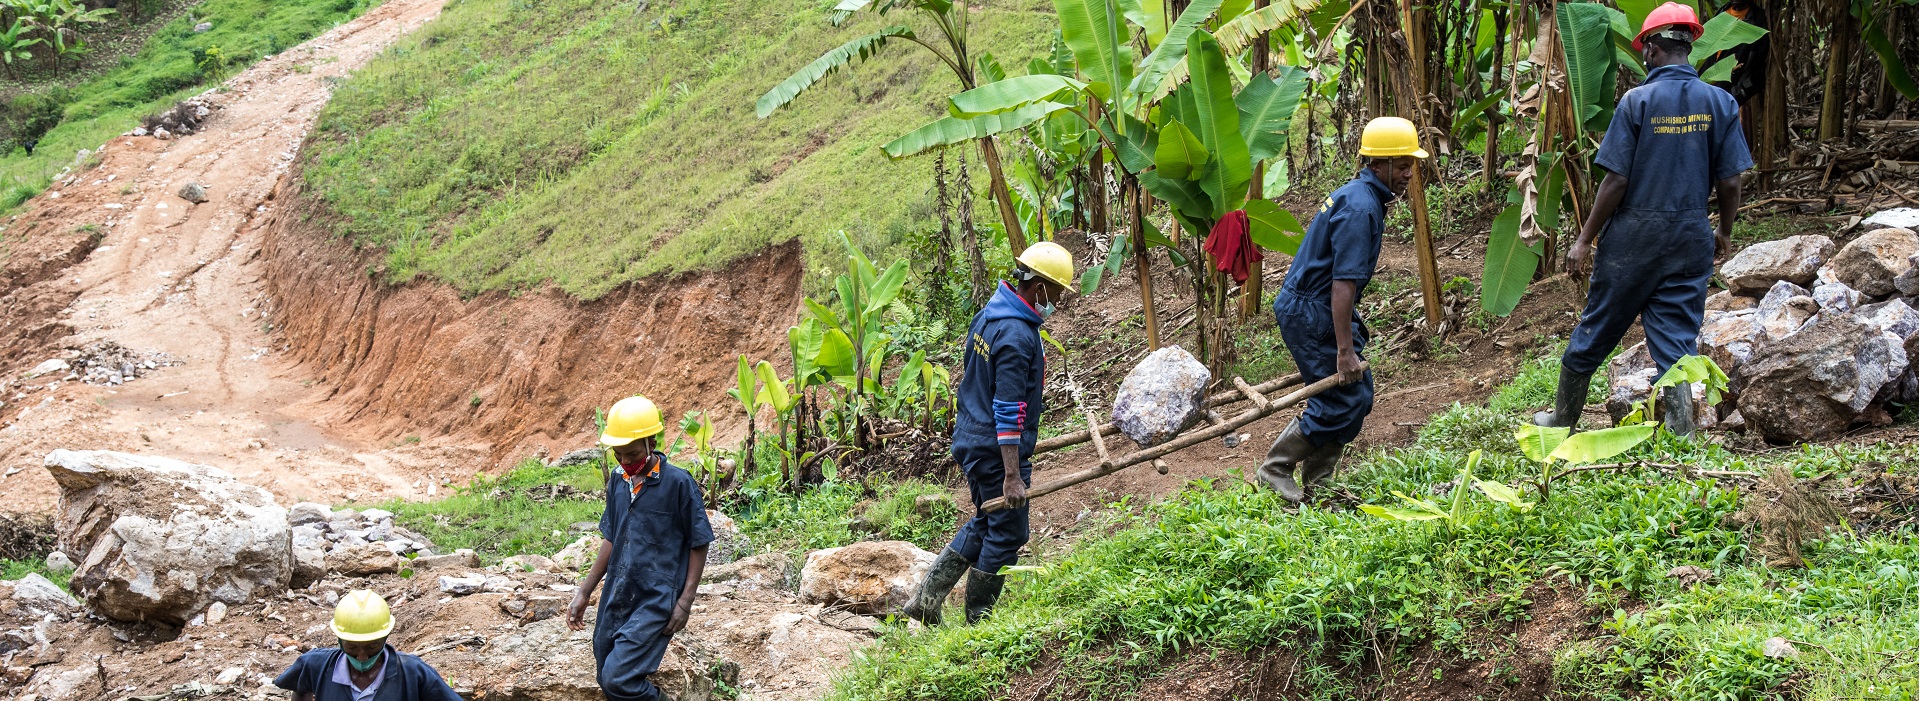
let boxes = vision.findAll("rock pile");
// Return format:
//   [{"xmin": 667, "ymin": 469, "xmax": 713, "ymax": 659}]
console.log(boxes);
[
  {"xmin": 137, "ymin": 93, "xmax": 217, "ymax": 140},
  {"xmin": 63, "ymin": 340, "xmax": 181, "ymax": 386},
  {"xmin": 1614, "ymin": 227, "xmax": 1917, "ymax": 441}
]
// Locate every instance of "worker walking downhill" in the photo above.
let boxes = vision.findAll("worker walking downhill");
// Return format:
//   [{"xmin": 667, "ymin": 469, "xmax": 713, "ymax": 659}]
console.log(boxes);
[
  {"xmin": 902, "ymin": 242, "xmax": 1074, "ymax": 626},
  {"xmin": 272, "ymin": 589, "xmax": 465, "ymax": 701},
  {"xmin": 567, "ymin": 395, "xmax": 714, "ymax": 701},
  {"xmin": 1257, "ymin": 117, "xmax": 1427, "ymax": 502},
  {"xmin": 1535, "ymin": 2, "xmax": 1750, "ymax": 436}
]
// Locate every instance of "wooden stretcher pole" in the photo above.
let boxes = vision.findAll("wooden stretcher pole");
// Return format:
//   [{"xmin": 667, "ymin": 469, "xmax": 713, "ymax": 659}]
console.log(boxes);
[
  {"xmin": 982, "ymin": 366, "xmax": 1363, "ymax": 513},
  {"xmin": 1032, "ymin": 372, "xmax": 1304, "ymax": 455}
]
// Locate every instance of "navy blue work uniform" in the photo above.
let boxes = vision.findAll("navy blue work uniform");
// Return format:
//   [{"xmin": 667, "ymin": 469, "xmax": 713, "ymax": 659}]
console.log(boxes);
[
  {"xmin": 593, "ymin": 454, "xmax": 714, "ymax": 701},
  {"xmin": 273, "ymin": 646, "xmax": 464, "ymax": 701},
  {"xmin": 1564, "ymin": 63, "xmax": 1752, "ymax": 377},
  {"xmin": 1273, "ymin": 168, "xmax": 1392, "ymax": 447},
  {"xmin": 949, "ymin": 281, "xmax": 1045, "ymax": 573}
]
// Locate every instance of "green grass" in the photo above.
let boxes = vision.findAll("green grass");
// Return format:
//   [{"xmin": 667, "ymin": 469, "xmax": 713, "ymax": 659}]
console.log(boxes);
[
  {"xmin": 0, "ymin": 0, "xmax": 382, "ymax": 211},
  {"xmin": 1732, "ymin": 213, "xmax": 1833, "ymax": 247},
  {"xmin": 1, "ymin": 557, "xmax": 72, "ymax": 590},
  {"xmin": 1483, "ymin": 341, "xmax": 1612, "ymax": 416},
  {"xmin": 825, "ymin": 403, "xmax": 1916, "ymax": 700},
  {"xmin": 299, "ymin": 0, "xmax": 1055, "ymax": 299},
  {"xmin": 375, "ymin": 458, "xmax": 608, "ymax": 562},
  {"xmin": 735, "ymin": 478, "xmax": 959, "ymax": 555}
]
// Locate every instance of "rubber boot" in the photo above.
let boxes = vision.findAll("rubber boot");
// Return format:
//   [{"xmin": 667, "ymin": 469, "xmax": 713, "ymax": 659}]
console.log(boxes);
[
  {"xmin": 1662, "ymin": 383, "xmax": 1696, "ymax": 438},
  {"xmin": 1533, "ymin": 366, "xmax": 1594, "ymax": 429},
  {"xmin": 1298, "ymin": 441, "xmax": 1345, "ymax": 492},
  {"xmin": 1257, "ymin": 420, "xmax": 1313, "ymax": 501},
  {"xmin": 963, "ymin": 567, "xmax": 1006, "ymax": 625},
  {"xmin": 901, "ymin": 547, "xmax": 969, "ymax": 626}
]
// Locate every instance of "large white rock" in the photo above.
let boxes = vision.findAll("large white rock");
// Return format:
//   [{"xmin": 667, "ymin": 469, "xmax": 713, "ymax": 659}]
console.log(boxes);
[
  {"xmin": 1811, "ymin": 282, "xmax": 1863, "ymax": 315},
  {"xmin": 1720, "ymin": 235, "xmax": 1835, "ymax": 294},
  {"xmin": 326, "ymin": 542, "xmax": 401, "ymax": 577},
  {"xmin": 1698, "ymin": 309, "xmax": 1761, "ymax": 388},
  {"xmin": 1755, "ymin": 281, "xmax": 1818, "ymax": 342},
  {"xmin": 1823, "ymin": 228, "xmax": 1919, "ymax": 297},
  {"xmin": 1861, "ymin": 208, "xmax": 1920, "ymax": 230},
  {"xmin": 551, "ymin": 534, "xmax": 600, "ymax": 572},
  {"xmin": 43, "ymin": 450, "xmax": 291, "ymax": 625},
  {"xmin": 0, "ymin": 573, "xmax": 82, "ymax": 622},
  {"xmin": 1857, "ymin": 300, "xmax": 1920, "ymax": 340},
  {"xmin": 1738, "ymin": 313, "xmax": 1910, "ymax": 442},
  {"xmin": 1111, "ymin": 345, "xmax": 1212, "ymax": 447},
  {"xmin": 287, "ymin": 502, "xmax": 331, "ymax": 527},
  {"xmin": 799, "ymin": 541, "xmax": 947, "ymax": 615}
]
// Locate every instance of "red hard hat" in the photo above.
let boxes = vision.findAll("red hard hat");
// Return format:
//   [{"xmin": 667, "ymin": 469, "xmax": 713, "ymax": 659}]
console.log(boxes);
[{"xmin": 1635, "ymin": 1, "xmax": 1705, "ymax": 51}]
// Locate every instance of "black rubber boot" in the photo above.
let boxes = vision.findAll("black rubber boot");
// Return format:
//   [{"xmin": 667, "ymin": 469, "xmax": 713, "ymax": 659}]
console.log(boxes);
[
  {"xmin": 963, "ymin": 567, "xmax": 1006, "ymax": 625},
  {"xmin": 902, "ymin": 547, "xmax": 969, "ymax": 626},
  {"xmin": 1533, "ymin": 366, "xmax": 1594, "ymax": 429},
  {"xmin": 1299, "ymin": 441, "xmax": 1345, "ymax": 492},
  {"xmin": 1257, "ymin": 420, "xmax": 1313, "ymax": 501},
  {"xmin": 1662, "ymin": 383, "xmax": 1696, "ymax": 438}
]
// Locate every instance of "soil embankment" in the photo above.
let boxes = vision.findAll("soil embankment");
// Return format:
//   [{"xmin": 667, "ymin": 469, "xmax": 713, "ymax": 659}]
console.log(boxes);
[{"xmin": 259, "ymin": 186, "xmax": 804, "ymax": 465}]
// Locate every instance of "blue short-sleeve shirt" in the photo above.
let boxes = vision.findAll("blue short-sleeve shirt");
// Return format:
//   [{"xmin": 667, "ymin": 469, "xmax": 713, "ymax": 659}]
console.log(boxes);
[
  {"xmin": 1280, "ymin": 167, "xmax": 1394, "ymax": 303},
  {"xmin": 1595, "ymin": 63, "xmax": 1753, "ymax": 218}
]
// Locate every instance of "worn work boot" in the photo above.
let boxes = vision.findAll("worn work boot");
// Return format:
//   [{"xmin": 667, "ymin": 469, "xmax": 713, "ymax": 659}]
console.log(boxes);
[
  {"xmin": 1299, "ymin": 441, "xmax": 1346, "ymax": 492},
  {"xmin": 1257, "ymin": 420, "xmax": 1314, "ymax": 501},
  {"xmin": 1662, "ymin": 384, "xmax": 1697, "ymax": 438},
  {"xmin": 901, "ymin": 547, "xmax": 969, "ymax": 626},
  {"xmin": 1533, "ymin": 366, "xmax": 1594, "ymax": 429},
  {"xmin": 963, "ymin": 567, "xmax": 1006, "ymax": 625}
]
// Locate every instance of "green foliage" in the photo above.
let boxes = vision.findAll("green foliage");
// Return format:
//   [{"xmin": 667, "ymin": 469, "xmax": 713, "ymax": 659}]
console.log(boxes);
[
  {"xmin": 736, "ymin": 478, "xmax": 957, "ymax": 553},
  {"xmin": 380, "ymin": 458, "xmax": 608, "ymax": 563},
  {"xmin": 1484, "ymin": 346, "xmax": 1609, "ymax": 416},
  {"xmin": 0, "ymin": 556, "xmax": 72, "ymax": 590},
  {"xmin": 755, "ymin": 25, "xmax": 916, "ymax": 118},
  {"xmin": 0, "ymin": 0, "xmax": 378, "ymax": 210},
  {"xmin": 1480, "ymin": 196, "xmax": 1542, "ymax": 316}
]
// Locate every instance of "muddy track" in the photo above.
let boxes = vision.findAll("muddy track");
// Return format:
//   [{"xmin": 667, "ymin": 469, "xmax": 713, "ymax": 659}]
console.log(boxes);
[{"xmin": 0, "ymin": 0, "xmax": 456, "ymax": 513}]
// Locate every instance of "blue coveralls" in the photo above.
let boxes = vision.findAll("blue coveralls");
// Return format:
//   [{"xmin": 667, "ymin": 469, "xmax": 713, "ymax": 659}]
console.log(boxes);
[
  {"xmin": 1273, "ymin": 168, "xmax": 1392, "ymax": 447},
  {"xmin": 592, "ymin": 454, "xmax": 715, "ymax": 701},
  {"xmin": 272, "ymin": 646, "xmax": 464, "ymax": 701},
  {"xmin": 1563, "ymin": 63, "xmax": 1753, "ymax": 377},
  {"xmin": 948, "ymin": 281, "xmax": 1045, "ymax": 573}
]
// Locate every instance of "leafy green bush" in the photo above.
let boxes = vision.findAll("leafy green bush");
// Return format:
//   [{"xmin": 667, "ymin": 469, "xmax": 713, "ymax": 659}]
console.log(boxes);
[
  {"xmin": 377, "ymin": 458, "xmax": 607, "ymax": 563},
  {"xmin": 0, "ymin": 556, "xmax": 71, "ymax": 589}
]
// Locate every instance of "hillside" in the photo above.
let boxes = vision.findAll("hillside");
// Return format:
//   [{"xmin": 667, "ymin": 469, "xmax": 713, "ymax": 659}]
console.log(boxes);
[{"xmin": 299, "ymin": 0, "xmax": 1057, "ymax": 299}]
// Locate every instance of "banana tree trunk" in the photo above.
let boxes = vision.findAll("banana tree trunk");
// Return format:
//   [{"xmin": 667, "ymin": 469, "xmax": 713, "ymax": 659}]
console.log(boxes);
[
  {"xmin": 1127, "ymin": 176, "xmax": 1161, "ymax": 350},
  {"xmin": 1483, "ymin": 7, "xmax": 1508, "ymax": 185},
  {"xmin": 1240, "ymin": 0, "xmax": 1270, "ymax": 322},
  {"xmin": 978, "ymin": 137, "xmax": 1030, "ymax": 255},
  {"xmin": 1817, "ymin": 12, "xmax": 1852, "ymax": 142}
]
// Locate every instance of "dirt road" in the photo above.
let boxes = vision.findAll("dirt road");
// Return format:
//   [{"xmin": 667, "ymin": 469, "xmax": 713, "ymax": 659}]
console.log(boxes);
[{"xmin": 0, "ymin": 0, "xmax": 466, "ymax": 514}]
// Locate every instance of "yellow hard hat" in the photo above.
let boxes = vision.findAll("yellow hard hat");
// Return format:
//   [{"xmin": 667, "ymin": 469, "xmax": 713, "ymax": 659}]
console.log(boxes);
[
  {"xmin": 1015, "ymin": 241, "xmax": 1075, "ymax": 289},
  {"xmin": 600, "ymin": 395, "xmax": 664, "ymax": 446},
  {"xmin": 1358, "ymin": 117, "xmax": 1430, "ymax": 159},
  {"xmin": 332, "ymin": 590, "xmax": 394, "ymax": 642}
]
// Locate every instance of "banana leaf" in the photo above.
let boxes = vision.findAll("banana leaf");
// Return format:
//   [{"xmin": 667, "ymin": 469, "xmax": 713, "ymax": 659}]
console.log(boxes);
[
  {"xmin": 1558, "ymin": 2, "xmax": 1621, "ymax": 132},
  {"xmin": 757, "ymin": 26, "xmax": 914, "ymax": 118},
  {"xmin": 1481, "ymin": 200, "xmax": 1542, "ymax": 317},
  {"xmin": 1180, "ymin": 32, "xmax": 1250, "ymax": 219},
  {"xmin": 1549, "ymin": 423, "xmax": 1657, "ymax": 464},
  {"xmin": 1861, "ymin": 12, "xmax": 1917, "ymax": 99},
  {"xmin": 1130, "ymin": 0, "xmax": 1225, "ymax": 99},
  {"xmin": 882, "ymin": 102, "xmax": 1072, "ymax": 159},
  {"xmin": 948, "ymin": 74, "xmax": 1087, "ymax": 117},
  {"xmin": 1237, "ymin": 65, "xmax": 1309, "ymax": 163},
  {"xmin": 1055, "ymin": 0, "xmax": 1136, "ymax": 100},
  {"xmin": 1245, "ymin": 199, "xmax": 1304, "ymax": 255},
  {"xmin": 1686, "ymin": 12, "xmax": 1767, "ymax": 68},
  {"xmin": 755, "ymin": 361, "xmax": 791, "ymax": 413},
  {"xmin": 1154, "ymin": 120, "xmax": 1210, "ymax": 181},
  {"xmin": 1513, "ymin": 424, "xmax": 1570, "ymax": 464}
]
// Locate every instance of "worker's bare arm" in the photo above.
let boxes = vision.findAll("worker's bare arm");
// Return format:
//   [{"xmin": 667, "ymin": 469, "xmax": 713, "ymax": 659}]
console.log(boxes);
[
  {"xmin": 999, "ymin": 444, "xmax": 1026, "ymax": 508},
  {"xmin": 565, "ymin": 539, "xmax": 615, "ymax": 631},
  {"xmin": 1713, "ymin": 175, "xmax": 1741, "ymax": 261},
  {"xmin": 1568, "ymin": 171, "xmax": 1629, "ymax": 275},
  {"xmin": 1330, "ymin": 280, "xmax": 1363, "ymax": 385}
]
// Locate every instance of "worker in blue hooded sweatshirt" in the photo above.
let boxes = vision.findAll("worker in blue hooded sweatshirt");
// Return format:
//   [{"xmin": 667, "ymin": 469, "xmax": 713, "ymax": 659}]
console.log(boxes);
[
  {"xmin": 567, "ymin": 395, "xmax": 713, "ymax": 701},
  {"xmin": 273, "ymin": 589, "xmax": 464, "ymax": 701},
  {"xmin": 902, "ymin": 242, "xmax": 1073, "ymax": 626},
  {"xmin": 1534, "ymin": 2, "xmax": 1750, "ymax": 436},
  {"xmin": 1256, "ymin": 117, "xmax": 1426, "ymax": 503}
]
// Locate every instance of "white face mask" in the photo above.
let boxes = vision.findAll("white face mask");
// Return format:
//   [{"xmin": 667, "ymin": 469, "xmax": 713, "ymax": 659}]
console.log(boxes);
[{"xmin": 1039, "ymin": 302, "xmax": 1056, "ymax": 319}]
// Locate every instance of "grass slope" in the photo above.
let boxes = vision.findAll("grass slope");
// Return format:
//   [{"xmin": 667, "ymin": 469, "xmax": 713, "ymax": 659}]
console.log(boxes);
[
  {"xmin": 829, "ymin": 374, "xmax": 1917, "ymax": 699},
  {"xmin": 0, "ymin": 0, "xmax": 381, "ymax": 209},
  {"xmin": 299, "ymin": 0, "xmax": 1054, "ymax": 299}
]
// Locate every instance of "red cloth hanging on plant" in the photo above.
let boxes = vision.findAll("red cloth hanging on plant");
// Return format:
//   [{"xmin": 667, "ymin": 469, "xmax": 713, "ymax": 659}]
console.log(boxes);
[{"xmin": 1203, "ymin": 209, "xmax": 1262, "ymax": 284}]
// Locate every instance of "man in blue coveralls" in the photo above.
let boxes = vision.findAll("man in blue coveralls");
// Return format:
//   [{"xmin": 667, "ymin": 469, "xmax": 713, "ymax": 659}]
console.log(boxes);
[
  {"xmin": 568, "ymin": 395, "xmax": 713, "ymax": 701},
  {"xmin": 1256, "ymin": 117, "xmax": 1426, "ymax": 503},
  {"xmin": 903, "ymin": 242, "xmax": 1074, "ymax": 626},
  {"xmin": 274, "ymin": 589, "xmax": 465, "ymax": 701},
  {"xmin": 1534, "ymin": 2, "xmax": 1750, "ymax": 436}
]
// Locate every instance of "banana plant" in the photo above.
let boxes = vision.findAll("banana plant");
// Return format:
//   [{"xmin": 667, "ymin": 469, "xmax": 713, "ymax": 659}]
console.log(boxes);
[
  {"xmin": 675, "ymin": 410, "xmax": 721, "ymax": 500},
  {"xmin": 725, "ymin": 355, "xmax": 759, "ymax": 494},
  {"xmin": 1618, "ymin": 354, "xmax": 1731, "ymax": 427},
  {"xmin": 0, "ymin": 19, "xmax": 40, "ymax": 79},
  {"xmin": 1513, "ymin": 419, "xmax": 1658, "ymax": 503},
  {"xmin": 1359, "ymin": 450, "xmax": 1533, "ymax": 534}
]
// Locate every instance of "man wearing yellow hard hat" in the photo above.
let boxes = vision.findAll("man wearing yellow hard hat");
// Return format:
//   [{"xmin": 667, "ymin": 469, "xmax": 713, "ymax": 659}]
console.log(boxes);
[
  {"xmin": 903, "ymin": 241, "xmax": 1071, "ymax": 626},
  {"xmin": 272, "ymin": 589, "xmax": 463, "ymax": 700},
  {"xmin": 567, "ymin": 395, "xmax": 714, "ymax": 701},
  {"xmin": 1256, "ymin": 117, "xmax": 1425, "ymax": 503}
]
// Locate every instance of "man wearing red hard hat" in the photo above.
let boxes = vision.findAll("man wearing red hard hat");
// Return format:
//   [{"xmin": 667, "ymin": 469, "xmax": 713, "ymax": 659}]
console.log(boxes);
[{"xmin": 1535, "ymin": 1, "xmax": 1752, "ymax": 436}]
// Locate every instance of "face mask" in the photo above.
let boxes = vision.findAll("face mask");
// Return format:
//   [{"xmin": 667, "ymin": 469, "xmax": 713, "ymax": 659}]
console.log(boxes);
[
  {"xmin": 1039, "ymin": 302, "xmax": 1056, "ymax": 319},
  {"xmin": 346, "ymin": 649, "xmax": 384, "ymax": 673}
]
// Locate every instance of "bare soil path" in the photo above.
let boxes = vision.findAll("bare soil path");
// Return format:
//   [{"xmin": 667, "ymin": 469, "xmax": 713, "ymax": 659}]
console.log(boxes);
[{"xmin": 0, "ymin": 0, "xmax": 465, "ymax": 514}]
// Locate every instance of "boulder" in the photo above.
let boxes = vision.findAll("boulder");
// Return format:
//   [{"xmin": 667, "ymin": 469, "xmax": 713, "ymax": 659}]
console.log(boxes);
[
  {"xmin": 1823, "ymin": 228, "xmax": 1918, "ymax": 297},
  {"xmin": 327, "ymin": 543, "xmax": 401, "ymax": 577},
  {"xmin": 1862, "ymin": 208, "xmax": 1920, "ymax": 230},
  {"xmin": 1720, "ymin": 235, "xmax": 1835, "ymax": 294},
  {"xmin": 1697, "ymin": 309, "xmax": 1761, "ymax": 386},
  {"xmin": 705, "ymin": 510, "xmax": 745, "ymax": 569},
  {"xmin": 499, "ymin": 554, "xmax": 558, "ymax": 573},
  {"xmin": 1811, "ymin": 283, "xmax": 1862, "ymax": 315},
  {"xmin": 43, "ymin": 450, "xmax": 291, "ymax": 625},
  {"xmin": 290, "ymin": 526, "xmax": 328, "ymax": 589},
  {"xmin": 360, "ymin": 508, "xmax": 395, "ymax": 523},
  {"xmin": 43, "ymin": 551, "xmax": 74, "ymax": 575},
  {"xmin": 411, "ymin": 549, "xmax": 480, "ymax": 571},
  {"xmin": 439, "ymin": 573, "xmax": 487, "ymax": 596},
  {"xmin": 1856, "ymin": 300, "xmax": 1920, "ymax": 340},
  {"xmin": 700, "ymin": 552, "xmax": 795, "ymax": 592},
  {"xmin": 1111, "ymin": 345, "xmax": 1212, "ymax": 447},
  {"xmin": 1604, "ymin": 343, "xmax": 1658, "ymax": 425},
  {"xmin": 1738, "ymin": 314, "xmax": 1910, "ymax": 442},
  {"xmin": 799, "ymin": 541, "xmax": 942, "ymax": 615},
  {"xmin": 328, "ymin": 509, "xmax": 365, "ymax": 529},
  {"xmin": 1755, "ymin": 281, "xmax": 1818, "ymax": 342},
  {"xmin": 1705, "ymin": 291, "xmax": 1758, "ymax": 312},
  {"xmin": 176, "ymin": 182, "xmax": 208, "ymax": 204},
  {"xmin": 552, "ymin": 534, "xmax": 600, "ymax": 572},
  {"xmin": 1895, "ymin": 256, "xmax": 1917, "ymax": 298},
  {"xmin": 0, "ymin": 573, "xmax": 81, "ymax": 622},
  {"xmin": 287, "ymin": 502, "xmax": 331, "ymax": 527}
]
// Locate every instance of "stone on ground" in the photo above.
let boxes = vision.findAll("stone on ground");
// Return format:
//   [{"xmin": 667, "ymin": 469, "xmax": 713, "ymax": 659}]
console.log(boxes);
[
  {"xmin": 1704, "ymin": 291, "xmax": 1758, "ymax": 312},
  {"xmin": 43, "ymin": 550, "xmax": 74, "ymax": 575},
  {"xmin": 1811, "ymin": 282, "xmax": 1862, "ymax": 314},
  {"xmin": 1856, "ymin": 300, "xmax": 1920, "ymax": 340},
  {"xmin": 1823, "ymin": 228, "xmax": 1918, "ymax": 297},
  {"xmin": 439, "ymin": 573, "xmax": 488, "ymax": 596},
  {"xmin": 1111, "ymin": 345, "xmax": 1212, "ymax": 447},
  {"xmin": 1697, "ymin": 309, "xmax": 1760, "ymax": 388},
  {"xmin": 551, "ymin": 534, "xmax": 599, "ymax": 572},
  {"xmin": 799, "ymin": 541, "xmax": 946, "ymax": 615},
  {"xmin": 0, "ymin": 573, "xmax": 81, "ymax": 622},
  {"xmin": 177, "ymin": 182, "xmax": 208, "ymax": 204},
  {"xmin": 326, "ymin": 543, "xmax": 401, "ymax": 577},
  {"xmin": 43, "ymin": 450, "xmax": 291, "ymax": 625},
  {"xmin": 1754, "ymin": 281, "xmax": 1818, "ymax": 341},
  {"xmin": 410, "ymin": 549, "xmax": 480, "ymax": 570},
  {"xmin": 701, "ymin": 552, "xmax": 796, "ymax": 593},
  {"xmin": 287, "ymin": 502, "xmax": 330, "ymax": 526},
  {"xmin": 1737, "ymin": 313, "xmax": 1910, "ymax": 442},
  {"xmin": 1719, "ymin": 234, "xmax": 1834, "ymax": 294},
  {"xmin": 499, "ymin": 554, "xmax": 559, "ymax": 573},
  {"xmin": 1862, "ymin": 208, "xmax": 1920, "ymax": 230}
]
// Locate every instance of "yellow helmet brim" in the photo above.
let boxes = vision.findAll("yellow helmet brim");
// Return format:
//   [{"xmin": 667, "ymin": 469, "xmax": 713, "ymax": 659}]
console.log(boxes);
[{"xmin": 332, "ymin": 619, "xmax": 394, "ymax": 642}]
